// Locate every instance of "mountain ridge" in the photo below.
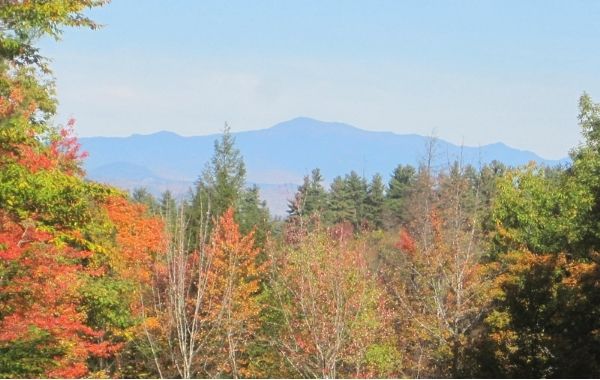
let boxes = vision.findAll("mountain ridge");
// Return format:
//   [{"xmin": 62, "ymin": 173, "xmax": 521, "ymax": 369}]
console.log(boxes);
[{"xmin": 80, "ymin": 117, "xmax": 568, "ymax": 215}]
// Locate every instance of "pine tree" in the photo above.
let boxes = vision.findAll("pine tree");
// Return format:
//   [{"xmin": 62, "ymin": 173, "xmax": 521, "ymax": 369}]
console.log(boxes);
[
  {"xmin": 366, "ymin": 174, "xmax": 385, "ymax": 229},
  {"xmin": 237, "ymin": 184, "xmax": 271, "ymax": 248},
  {"xmin": 193, "ymin": 123, "xmax": 246, "ymax": 222},
  {"xmin": 327, "ymin": 171, "xmax": 368, "ymax": 229},
  {"xmin": 288, "ymin": 168, "xmax": 327, "ymax": 217},
  {"xmin": 345, "ymin": 171, "xmax": 369, "ymax": 229},
  {"xmin": 189, "ymin": 124, "xmax": 246, "ymax": 245},
  {"xmin": 131, "ymin": 187, "xmax": 159, "ymax": 214},
  {"xmin": 384, "ymin": 164, "xmax": 416, "ymax": 227},
  {"xmin": 327, "ymin": 176, "xmax": 351, "ymax": 225}
]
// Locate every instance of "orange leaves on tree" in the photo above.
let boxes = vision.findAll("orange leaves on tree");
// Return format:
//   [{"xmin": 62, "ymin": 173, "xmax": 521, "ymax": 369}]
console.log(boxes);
[
  {"xmin": 140, "ymin": 206, "xmax": 264, "ymax": 378},
  {"xmin": 204, "ymin": 207, "xmax": 263, "ymax": 377},
  {"xmin": 0, "ymin": 212, "xmax": 118, "ymax": 378},
  {"xmin": 0, "ymin": 86, "xmax": 34, "ymax": 120},
  {"xmin": 104, "ymin": 195, "xmax": 165, "ymax": 285}
]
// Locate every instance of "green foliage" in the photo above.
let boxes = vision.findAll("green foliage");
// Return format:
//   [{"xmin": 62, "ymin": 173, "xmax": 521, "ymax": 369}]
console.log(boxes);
[
  {"xmin": 0, "ymin": 328, "xmax": 60, "ymax": 378},
  {"xmin": 0, "ymin": 163, "xmax": 115, "ymax": 229},
  {"xmin": 383, "ymin": 164, "xmax": 415, "ymax": 226},
  {"xmin": 190, "ymin": 125, "xmax": 272, "ymax": 251},
  {"xmin": 578, "ymin": 92, "xmax": 600, "ymax": 149},
  {"xmin": 4, "ymin": 1, "xmax": 600, "ymax": 376},
  {"xmin": 288, "ymin": 168, "xmax": 328, "ymax": 217},
  {"xmin": 327, "ymin": 171, "xmax": 369, "ymax": 228},
  {"xmin": 237, "ymin": 184, "xmax": 271, "ymax": 247},
  {"xmin": 468, "ymin": 94, "xmax": 600, "ymax": 378},
  {"xmin": 364, "ymin": 344, "xmax": 402, "ymax": 377},
  {"xmin": 193, "ymin": 123, "xmax": 246, "ymax": 221},
  {"xmin": 158, "ymin": 190, "xmax": 178, "ymax": 236},
  {"xmin": 490, "ymin": 164, "xmax": 569, "ymax": 255},
  {"xmin": 80, "ymin": 277, "xmax": 136, "ymax": 331},
  {"xmin": 0, "ymin": 0, "xmax": 107, "ymax": 67},
  {"xmin": 131, "ymin": 188, "xmax": 159, "ymax": 215},
  {"xmin": 366, "ymin": 173, "xmax": 385, "ymax": 229}
]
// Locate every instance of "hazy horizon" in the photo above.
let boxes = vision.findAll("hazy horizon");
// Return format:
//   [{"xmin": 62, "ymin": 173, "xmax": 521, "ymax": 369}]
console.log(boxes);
[
  {"xmin": 39, "ymin": 1, "xmax": 600, "ymax": 159},
  {"xmin": 80, "ymin": 116, "xmax": 567, "ymax": 160}
]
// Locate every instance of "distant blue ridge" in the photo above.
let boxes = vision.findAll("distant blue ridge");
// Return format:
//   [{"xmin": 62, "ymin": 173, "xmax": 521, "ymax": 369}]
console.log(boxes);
[{"xmin": 80, "ymin": 117, "xmax": 569, "ymax": 216}]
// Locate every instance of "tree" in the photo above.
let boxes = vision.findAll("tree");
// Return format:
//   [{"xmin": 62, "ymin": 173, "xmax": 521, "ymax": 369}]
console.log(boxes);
[
  {"xmin": 0, "ymin": 3, "xmax": 175, "ymax": 377},
  {"xmin": 489, "ymin": 164, "xmax": 567, "ymax": 256},
  {"xmin": 237, "ymin": 184, "xmax": 271, "ymax": 248},
  {"xmin": 381, "ymin": 159, "xmax": 490, "ymax": 378},
  {"xmin": 467, "ymin": 250, "xmax": 600, "ymax": 378},
  {"xmin": 268, "ymin": 223, "xmax": 399, "ymax": 378},
  {"xmin": 0, "ymin": 0, "xmax": 106, "ymax": 67},
  {"xmin": 467, "ymin": 94, "xmax": 600, "ymax": 378},
  {"xmin": 288, "ymin": 168, "xmax": 327, "ymax": 218},
  {"xmin": 327, "ymin": 171, "xmax": 369, "ymax": 229},
  {"xmin": 204, "ymin": 208, "xmax": 263, "ymax": 378},
  {"xmin": 131, "ymin": 187, "xmax": 159, "ymax": 215},
  {"xmin": 192, "ymin": 123, "xmax": 246, "ymax": 224},
  {"xmin": 159, "ymin": 190, "xmax": 178, "ymax": 232},
  {"xmin": 383, "ymin": 164, "xmax": 416, "ymax": 228},
  {"xmin": 190, "ymin": 124, "xmax": 272, "ymax": 249},
  {"xmin": 141, "ymin": 207, "xmax": 263, "ymax": 378},
  {"xmin": 0, "ymin": 212, "xmax": 119, "ymax": 378},
  {"xmin": 366, "ymin": 173, "xmax": 385, "ymax": 229}
]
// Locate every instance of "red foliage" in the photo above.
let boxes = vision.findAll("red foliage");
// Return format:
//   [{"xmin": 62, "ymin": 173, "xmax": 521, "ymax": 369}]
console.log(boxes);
[
  {"xmin": 12, "ymin": 143, "xmax": 55, "ymax": 172},
  {"xmin": 0, "ymin": 212, "xmax": 118, "ymax": 378},
  {"xmin": 48, "ymin": 119, "xmax": 89, "ymax": 175},
  {"xmin": 5, "ymin": 118, "xmax": 88, "ymax": 175},
  {"xmin": 396, "ymin": 228, "xmax": 416, "ymax": 253}
]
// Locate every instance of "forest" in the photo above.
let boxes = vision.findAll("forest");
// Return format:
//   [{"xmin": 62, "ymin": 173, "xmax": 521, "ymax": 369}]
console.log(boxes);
[{"xmin": 1, "ymin": 1, "xmax": 600, "ymax": 379}]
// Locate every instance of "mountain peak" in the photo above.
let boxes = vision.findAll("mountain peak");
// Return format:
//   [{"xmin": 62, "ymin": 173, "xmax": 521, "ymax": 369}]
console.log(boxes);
[
  {"xmin": 270, "ymin": 117, "xmax": 363, "ymax": 134},
  {"xmin": 149, "ymin": 130, "xmax": 181, "ymax": 137},
  {"xmin": 130, "ymin": 130, "xmax": 182, "ymax": 139}
]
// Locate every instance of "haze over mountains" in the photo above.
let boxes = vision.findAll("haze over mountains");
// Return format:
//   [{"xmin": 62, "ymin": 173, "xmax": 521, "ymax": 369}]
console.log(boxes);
[{"xmin": 81, "ymin": 117, "xmax": 567, "ymax": 216}]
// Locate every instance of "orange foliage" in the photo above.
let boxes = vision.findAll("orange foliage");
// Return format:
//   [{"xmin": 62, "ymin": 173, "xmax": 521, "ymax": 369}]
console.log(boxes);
[
  {"xmin": 203, "ymin": 207, "xmax": 262, "ymax": 377},
  {"xmin": 396, "ymin": 228, "xmax": 416, "ymax": 253},
  {"xmin": 104, "ymin": 195, "xmax": 165, "ymax": 285},
  {"xmin": 0, "ymin": 86, "xmax": 34, "ymax": 119},
  {"xmin": 0, "ymin": 213, "xmax": 119, "ymax": 378}
]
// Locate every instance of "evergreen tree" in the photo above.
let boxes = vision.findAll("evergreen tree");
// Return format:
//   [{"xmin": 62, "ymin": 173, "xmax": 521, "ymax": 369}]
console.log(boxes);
[
  {"xmin": 288, "ymin": 168, "xmax": 327, "ymax": 217},
  {"xmin": 366, "ymin": 174, "xmax": 385, "ymax": 229},
  {"xmin": 327, "ymin": 171, "xmax": 368, "ymax": 229},
  {"xmin": 159, "ymin": 190, "xmax": 178, "ymax": 234},
  {"xmin": 131, "ymin": 187, "xmax": 159, "ymax": 214},
  {"xmin": 327, "ymin": 176, "xmax": 351, "ymax": 224},
  {"xmin": 384, "ymin": 164, "xmax": 416, "ymax": 227},
  {"xmin": 193, "ymin": 123, "xmax": 246, "ymax": 222},
  {"xmin": 189, "ymin": 124, "xmax": 273, "ymax": 249},
  {"xmin": 237, "ymin": 184, "xmax": 271, "ymax": 248}
]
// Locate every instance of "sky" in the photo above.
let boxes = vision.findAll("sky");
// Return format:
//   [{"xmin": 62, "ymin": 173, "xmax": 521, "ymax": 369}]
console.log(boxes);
[{"xmin": 38, "ymin": 0, "xmax": 600, "ymax": 159}]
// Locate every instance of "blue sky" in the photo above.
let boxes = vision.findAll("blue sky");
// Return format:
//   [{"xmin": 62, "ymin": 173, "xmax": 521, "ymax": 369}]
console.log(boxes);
[{"xmin": 39, "ymin": 0, "xmax": 600, "ymax": 159}]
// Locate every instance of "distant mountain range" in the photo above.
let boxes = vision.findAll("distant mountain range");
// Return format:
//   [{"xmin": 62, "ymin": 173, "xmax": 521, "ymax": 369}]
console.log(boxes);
[{"xmin": 81, "ymin": 117, "xmax": 567, "ymax": 216}]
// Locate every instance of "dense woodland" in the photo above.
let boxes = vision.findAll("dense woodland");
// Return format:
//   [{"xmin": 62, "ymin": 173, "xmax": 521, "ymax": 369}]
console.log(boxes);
[{"xmin": 1, "ymin": 1, "xmax": 600, "ymax": 379}]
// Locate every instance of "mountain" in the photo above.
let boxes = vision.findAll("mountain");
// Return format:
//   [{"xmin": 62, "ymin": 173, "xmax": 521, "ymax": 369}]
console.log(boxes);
[{"xmin": 81, "ymin": 117, "xmax": 567, "ymax": 216}]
